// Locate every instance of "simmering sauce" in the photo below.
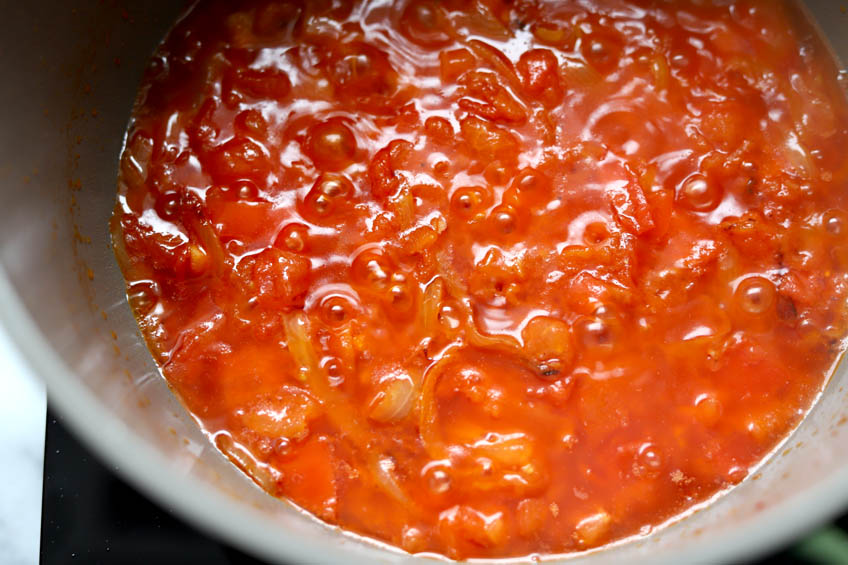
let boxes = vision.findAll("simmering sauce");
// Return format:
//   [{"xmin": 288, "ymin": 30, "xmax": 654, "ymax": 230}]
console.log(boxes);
[{"xmin": 112, "ymin": 0, "xmax": 848, "ymax": 558}]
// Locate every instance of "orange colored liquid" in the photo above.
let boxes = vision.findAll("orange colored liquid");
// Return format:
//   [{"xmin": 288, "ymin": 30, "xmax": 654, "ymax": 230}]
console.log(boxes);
[{"xmin": 112, "ymin": 0, "xmax": 848, "ymax": 558}]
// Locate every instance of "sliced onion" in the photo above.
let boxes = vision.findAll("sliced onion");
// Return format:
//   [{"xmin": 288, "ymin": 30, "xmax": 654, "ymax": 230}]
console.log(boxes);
[
  {"xmin": 369, "ymin": 372, "xmax": 416, "ymax": 423},
  {"xmin": 471, "ymin": 431, "xmax": 534, "ymax": 467},
  {"xmin": 461, "ymin": 298, "xmax": 522, "ymax": 353},
  {"xmin": 282, "ymin": 312, "xmax": 365, "ymax": 436},
  {"xmin": 389, "ymin": 186, "xmax": 415, "ymax": 230},
  {"xmin": 215, "ymin": 432, "xmax": 282, "ymax": 495},
  {"xmin": 421, "ymin": 277, "xmax": 445, "ymax": 334},
  {"xmin": 418, "ymin": 345, "xmax": 462, "ymax": 459},
  {"xmin": 371, "ymin": 455, "xmax": 413, "ymax": 506},
  {"xmin": 282, "ymin": 312, "xmax": 420, "ymax": 509},
  {"xmin": 190, "ymin": 218, "xmax": 226, "ymax": 275}
]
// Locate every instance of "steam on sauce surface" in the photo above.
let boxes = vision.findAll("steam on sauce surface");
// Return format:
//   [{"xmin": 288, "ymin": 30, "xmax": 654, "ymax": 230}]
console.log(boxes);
[{"xmin": 112, "ymin": 0, "xmax": 848, "ymax": 558}]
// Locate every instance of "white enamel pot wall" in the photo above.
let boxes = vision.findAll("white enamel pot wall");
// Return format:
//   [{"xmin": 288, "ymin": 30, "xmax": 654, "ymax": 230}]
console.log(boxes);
[{"xmin": 1, "ymin": 1, "xmax": 847, "ymax": 563}]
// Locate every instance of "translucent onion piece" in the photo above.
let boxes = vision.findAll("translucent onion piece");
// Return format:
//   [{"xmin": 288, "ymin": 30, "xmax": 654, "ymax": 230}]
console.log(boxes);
[
  {"xmin": 421, "ymin": 277, "xmax": 445, "ymax": 334},
  {"xmin": 282, "ymin": 312, "xmax": 365, "ymax": 436},
  {"xmin": 283, "ymin": 312, "xmax": 420, "ymax": 509},
  {"xmin": 190, "ymin": 218, "xmax": 227, "ymax": 275},
  {"xmin": 389, "ymin": 186, "xmax": 415, "ymax": 230},
  {"xmin": 371, "ymin": 456, "xmax": 414, "ymax": 507},
  {"xmin": 418, "ymin": 344, "xmax": 461, "ymax": 459},
  {"xmin": 215, "ymin": 432, "xmax": 283, "ymax": 496},
  {"xmin": 369, "ymin": 372, "xmax": 416, "ymax": 423}
]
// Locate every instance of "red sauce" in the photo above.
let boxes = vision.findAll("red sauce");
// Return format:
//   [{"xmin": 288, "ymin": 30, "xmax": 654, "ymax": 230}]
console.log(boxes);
[{"xmin": 111, "ymin": 0, "xmax": 848, "ymax": 558}]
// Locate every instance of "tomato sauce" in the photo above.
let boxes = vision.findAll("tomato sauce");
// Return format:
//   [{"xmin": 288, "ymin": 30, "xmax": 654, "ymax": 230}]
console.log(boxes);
[{"xmin": 111, "ymin": 0, "xmax": 848, "ymax": 558}]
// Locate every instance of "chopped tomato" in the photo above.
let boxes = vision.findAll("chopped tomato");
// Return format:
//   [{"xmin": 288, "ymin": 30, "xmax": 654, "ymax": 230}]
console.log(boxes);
[{"xmin": 112, "ymin": 0, "xmax": 848, "ymax": 559}]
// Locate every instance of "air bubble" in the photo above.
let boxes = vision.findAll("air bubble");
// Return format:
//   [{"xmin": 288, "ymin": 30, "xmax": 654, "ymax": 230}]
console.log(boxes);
[
  {"xmin": 735, "ymin": 276, "xmax": 775, "ymax": 315},
  {"xmin": 694, "ymin": 393, "xmax": 722, "ymax": 427},
  {"xmin": 319, "ymin": 294, "xmax": 357, "ymax": 326},
  {"xmin": 368, "ymin": 261, "xmax": 389, "ymax": 284},
  {"xmin": 491, "ymin": 206, "xmax": 517, "ymax": 234},
  {"xmin": 234, "ymin": 180, "xmax": 258, "ymax": 200},
  {"xmin": 352, "ymin": 248, "xmax": 394, "ymax": 291},
  {"xmin": 389, "ymin": 284, "xmax": 413, "ymax": 311},
  {"xmin": 576, "ymin": 317, "xmax": 614, "ymax": 349},
  {"xmin": 128, "ymin": 281, "xmax": 159, "ymax": 316},
  {"xmin": 302, "ymin": 174, "xmax": 353, "ymax": 222},
  {"xmin": 583, "ymin": 222, "xmax": 610, "ymax": 245},
  {"xmin": 312, "ymin": 193, "xmax": 332, "ymax": 215},
  {"xmin": 319, "ymin": 177, "xmax": 346, "ymax": 198},
  {"xmin": 276, "ymin": 223, "xmax": 308, "ymax": 253},
  {"xmin": 156, "ymin": 192, "xmax": 180, "ymax": 221},
  {"xmin": 438, "ymin": 304, "xmax": 461, "ymax": 330},
  {"xmin": 635, "ymin": 443, "xmax": 662, "ymax": 475},
  {"xmin": 451, "ymin": 186, "xmax": 490, "ymax": 218},
  {"xmin": 307, "ymin": 119, "xmax": 357, "ymax": 171},
  {"xmin": 423, "ymin": 462, "xmax": 452, "ymax": 494},
  {"xmin": 823, "ymin": 210, "xmax": 846, "ymax": 236},
  {"xmin": 679, "ymin": 173, "xmax": 721, "ymax": 211}
]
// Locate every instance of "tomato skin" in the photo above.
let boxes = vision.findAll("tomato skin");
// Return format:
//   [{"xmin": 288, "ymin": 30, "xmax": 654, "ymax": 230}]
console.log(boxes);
[
  {"xmin": 369, "ymin": 139, "xmax": 414, "ymax": 199},
  {"xmin": 113, "ymin": 0, "xmax": 848, "ymax": 559},
  {"xmin": 458, "ymin": 71, "xmax": 527, "ymax": 123},
  {"xmin": 517, "ymin": 48, "xmax": 563, "ymax": 106},
  {"xmin": 207, "ymin": 137, "xmax": 272, "ymax": 182},
  {"xmin": 459, "ymin": 115, "xmax": 520, "ymax": 163},
  {"xmin": 225, "ymin": 67, "xmax": 292, "ymax": 102},
  {"xmin": 440, "ymin": 48, "xmax": 476, "ymax": 82},
  {"xmin": 234, "ymin": 248, "xmax": 312, "ymax": 309},
  {"xmin": 606, "ymin": 178, "xmax": 655, "ymax": 235}
]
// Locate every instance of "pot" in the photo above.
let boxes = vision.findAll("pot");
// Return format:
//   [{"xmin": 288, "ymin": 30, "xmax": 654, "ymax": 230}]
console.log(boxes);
[{"xmin": 1, "ymin": 1, "xmax": 847, "ymax": 563}]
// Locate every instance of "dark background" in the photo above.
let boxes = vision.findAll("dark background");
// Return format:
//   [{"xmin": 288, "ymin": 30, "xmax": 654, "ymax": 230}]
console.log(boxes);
[{"xmin": 40, "ymin": 411, "xmax": 848, "ymax": 565}]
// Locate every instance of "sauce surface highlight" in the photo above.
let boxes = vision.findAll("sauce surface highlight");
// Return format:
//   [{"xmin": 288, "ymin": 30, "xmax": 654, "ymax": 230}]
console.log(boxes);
[{"xmin": 112, "ymin": 0, "xmax": 848, "ymax": 558}]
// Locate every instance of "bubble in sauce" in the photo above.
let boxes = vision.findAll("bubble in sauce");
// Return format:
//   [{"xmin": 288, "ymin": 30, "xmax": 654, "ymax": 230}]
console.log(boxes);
[
  {"xmin": 423, "ymin": 461, "xmax": 453, "ymax": 494},
  {"xmin": 302, "ymin": 174, "xmax": 354, "ymax": 222},
  {"xmin": 319, "ymin": 293, "xmax": 358, "ymax": 326},
  {"xmin": 155, "ymin": 191, "xmax": 180, "ymax": 221},
  {"xmin": 351, "ymin": 247, "xmax": 393, "ymax": 291},
  {"xmin": 634, "ymin": 443, "xmax": 663, "ymax": 476},
  {"xmin": 128, "ymin": 280, "xmax": 160, "ymax": 316},
  {"xmin": 735, "ymin": 275, "xmax": 776, "ymax": 315},
  {"xmin": 234, "ymin": 179, "xmax": 259, "ymax": 200},
  {"xmin": 276, "ymin": 223, "xmax": 309, "ymax": 253},
  {"xmin": 491, "ymin": 206, "xmax": 518, "ymax": 234},
  {"xmin": 679, "ymin": 173, "xmax": 722, "ymax": 211},
  {"xmin": 694, "ymin": 393, "xmax": 723, "ymax": 427},
  {"xmin": 576, "ymin": 317, "xmax": 615, "ymax": 349},
  {"xmin": 451, "ymin": 186, "xmax": 491, "ymax": 218},
  {"xmin": 823, "ymin": 209, "xmax": 846, "ymax": 236},
  {"xmin": 306, "ymin": 119, "xmax": 357, "ymax": 171}
]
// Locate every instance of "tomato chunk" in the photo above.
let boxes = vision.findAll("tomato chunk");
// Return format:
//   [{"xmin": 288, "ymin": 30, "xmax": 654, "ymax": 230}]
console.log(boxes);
[{"xmin": 113, "ymin": 0, "xmax": 848, "ymax": 559}]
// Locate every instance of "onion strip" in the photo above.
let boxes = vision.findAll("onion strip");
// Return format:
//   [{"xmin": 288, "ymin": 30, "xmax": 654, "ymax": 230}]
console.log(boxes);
[
  {"xmin": 418, "ymin": 343, "xmax": 462, "ymax": 460},
  {"xmin": 283, "ymin": 311, "xmax": 422, "ymax": 511},
  {"xmin": 189, "ymin": 218, "xmax": 227, "ymax": 276},
  {"xmin": 282, "ymin": 312, "xmax": 364, "ymax": 432},
  {"xmin": 421, "ymin": 277, "xmax": 445, "ymax": 334}
]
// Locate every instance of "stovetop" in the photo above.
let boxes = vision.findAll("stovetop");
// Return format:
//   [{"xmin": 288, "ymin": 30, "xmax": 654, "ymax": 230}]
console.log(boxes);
[{"xmin": 40, "ymin": 410, "xmax": 848, "ymax": 564}]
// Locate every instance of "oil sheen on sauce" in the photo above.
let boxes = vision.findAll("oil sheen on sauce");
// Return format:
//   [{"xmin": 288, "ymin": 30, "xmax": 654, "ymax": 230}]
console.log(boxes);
[{"xmin": 111, "ymin": 0, "xmax": 848, "ymax": 559}]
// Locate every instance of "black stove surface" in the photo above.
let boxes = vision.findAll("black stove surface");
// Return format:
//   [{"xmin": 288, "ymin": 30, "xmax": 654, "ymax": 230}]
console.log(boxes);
[
  {"xmin": 40, "ymin": 409, "xmax": 848, "ymax": 565},
  {"xmin": 40, "ymin": 411, "xmax": 263, "ymax": 565}
]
